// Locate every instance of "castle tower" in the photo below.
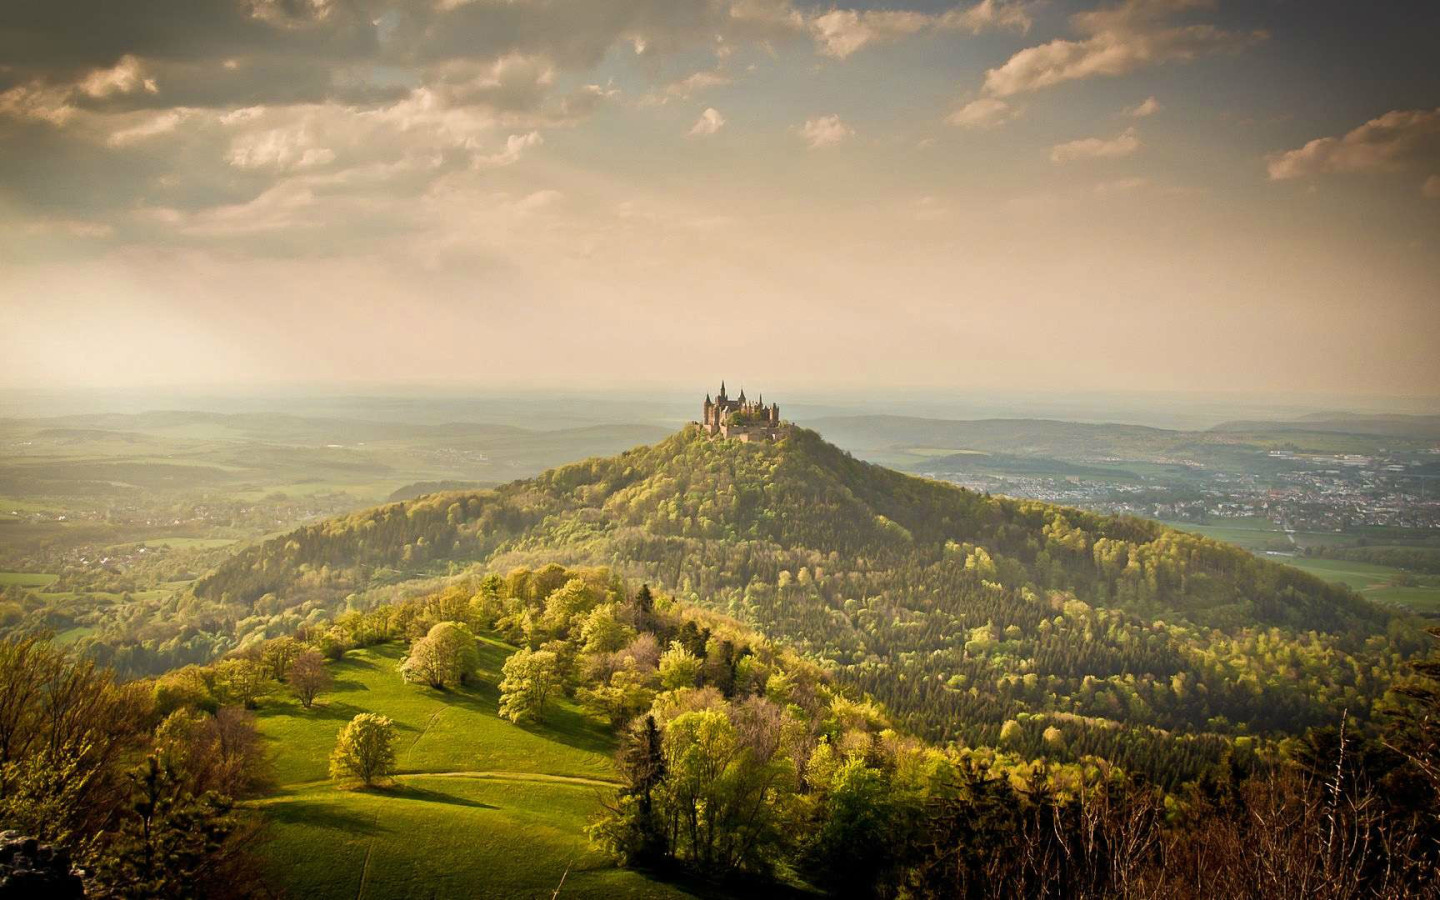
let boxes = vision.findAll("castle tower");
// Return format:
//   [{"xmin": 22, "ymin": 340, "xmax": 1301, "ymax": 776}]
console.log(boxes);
[{"xmin": 701, "ymin": 383, "xmax": 787, "ymax": 441}]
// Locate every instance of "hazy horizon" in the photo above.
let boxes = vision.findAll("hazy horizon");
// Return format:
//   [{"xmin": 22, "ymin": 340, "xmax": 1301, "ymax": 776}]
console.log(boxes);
[{"xmin": 3, "ymin": 382, "xmax": 1437, "ymax": 433}]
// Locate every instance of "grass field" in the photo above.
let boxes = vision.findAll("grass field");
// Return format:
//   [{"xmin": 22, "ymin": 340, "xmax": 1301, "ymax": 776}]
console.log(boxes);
[
  {"xmin": 1162, "ymin": 521, "xmax": 1440, "ymax": 615},
  {"xmin": 252, "ymin": 641, "xmax": 692, "ymax": 899},
  {"xmin": 1276, "ymin": 557, "xmax": 1440, "ymax": 613},
  {"xmin": 0, "ymin": 570, "xmax": 58, "ymax": 587}
]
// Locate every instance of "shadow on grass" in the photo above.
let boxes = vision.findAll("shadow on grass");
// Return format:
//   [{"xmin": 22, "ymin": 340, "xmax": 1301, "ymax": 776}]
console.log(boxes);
[
  {"xmin": 328, "ymin": 677, "xmax": 369, "ymax": 692},
  {"xmin": 520, "ymin": 703, "xmax": 614, "ymax": 756},
  {"xmin": 299, "ymin": 700, "xmax": 368, "ymax": 722},
  {"xmin": 389, "ymin": 782, "xmax": 497, "ymax": 810},
  {"xmin": 426, "ymin": 680, "xmax": 614, "ymax": 756},
  {"xmin": 263, "ymin": 800, "xmax": 384, "ymax": 835}
]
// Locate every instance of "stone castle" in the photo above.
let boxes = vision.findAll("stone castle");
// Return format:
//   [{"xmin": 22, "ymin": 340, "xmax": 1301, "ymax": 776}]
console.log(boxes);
[{"xmin": 701, "ymin": 382, "xmax": 789, "ymax": 442}]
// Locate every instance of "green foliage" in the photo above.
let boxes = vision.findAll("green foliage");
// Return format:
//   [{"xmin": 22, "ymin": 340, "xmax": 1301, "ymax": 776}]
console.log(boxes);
[
  {"xmin": 0, "ymin": 634, "xmax": 267, "ymax": 897},
  {"xmin": 328, "ymin": 713, "xmax": 397, "ymax": 786},
  {"xmin": 399, "ymin": 621, "xmax": 480, "ymax": 689},
  {"xmin": 499, "ymin": 648, "xmax": 560, "ymax": 724},
  {"xmin": 657, "ymin": 641, "xmax": 702, "ymax": 691}
]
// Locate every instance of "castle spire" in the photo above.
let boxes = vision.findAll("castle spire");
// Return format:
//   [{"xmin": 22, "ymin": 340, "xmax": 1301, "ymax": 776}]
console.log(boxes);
[{"xmin": 720, "ymin": 380, "xmax": 726, "ymax": 398}]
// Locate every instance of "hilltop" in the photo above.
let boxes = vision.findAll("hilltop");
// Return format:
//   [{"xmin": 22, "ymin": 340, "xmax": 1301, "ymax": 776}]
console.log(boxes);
[{"xmin": 189, "ymin": 425, "xmax": 1421, "ymax": 785}]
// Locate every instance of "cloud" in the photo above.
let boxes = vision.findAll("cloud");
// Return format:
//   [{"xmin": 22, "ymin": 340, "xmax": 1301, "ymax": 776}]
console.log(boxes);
[
  {"xmin": 1051, "ymin": 126, "xmax": 1141, "ymax": 163},
  {"xmin": 80, "ymin": 55, "xmax": 159, "ymax": 99},
  {"xmin": 982, "ymin": 0, "xmax": 1265, "ymax": 98},
  {"xmin": 947, "ymin": 97, "xmax": 1018, "ymax": 129},
  {"xmin": 107, "ymin": 110, "xmax": 194, "ymax": 147},
  {"xmin": 670, "ymin": 70, "xmax": 732, "ymax": 98},
  {"xmin": 809, "ymin": 10, "xmax": 930, "ymax": 59},
  {"xmin": 1126, "ymin": 96, "xmax": 1162, "ymax": 117},
  {"xmin": 939, "ymin": 0, "xmax": 1033, "ymax": 35},
  {"xmin": 809, "ymin": 1, "xmax": 1030, "ymax": 59},
  {"xmin": 1425, "ymin": 175, "xmax": 1440, "ymax": 201},
  {"xmin": 1267, "ymin": 108, "xmax": 1440, "ymax": 196},
  {"xmin": 797, "ymin": 114, "xmax": 853, "ymax": 149},
  {"xmin": 480, "ymin": 131, "xmax": 545, "ymax": 166},
  {"xmin": 688, "ymin": 107, "xmax": 726, "ymax": 136}
]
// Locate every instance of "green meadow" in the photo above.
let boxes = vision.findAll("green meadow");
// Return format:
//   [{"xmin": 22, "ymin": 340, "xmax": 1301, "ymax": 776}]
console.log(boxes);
[
  {"xmin": 0, "ymin": 570, "xmax": 58, "ymax": 588},
  {"xmin": 1163, "ymin": 521, "xmax": 1440, "ymax": 614},
  {"xmin": 252, "ymin": 641, "xmax": 692, "ymax": 899}
]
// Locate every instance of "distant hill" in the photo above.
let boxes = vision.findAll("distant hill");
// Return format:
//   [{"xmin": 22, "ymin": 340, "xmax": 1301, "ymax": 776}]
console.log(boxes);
[
  {"xmin": 193, "ymin": 426, "xmax": 1410, "ymax": 784},
  {"xmin": 1211, "ymin": 412, "xmax": 1440, "ymax": 440},
  {"xmin": 387, "ymin": 480, "xmax": 497, "ymax": 502},
  {"xmin": 804, "ymin": 415, "xmax": 1174, "ymax": 461}
]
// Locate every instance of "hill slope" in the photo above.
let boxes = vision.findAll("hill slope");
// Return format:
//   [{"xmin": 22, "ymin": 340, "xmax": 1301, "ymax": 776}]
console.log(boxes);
[
  {"xmin": 255, "ymin": 641, "xmax": 689, "ymax": 899},
  {"xmin": 197, "ymin": 426, "xmax": 1414, "ymax": 784}
]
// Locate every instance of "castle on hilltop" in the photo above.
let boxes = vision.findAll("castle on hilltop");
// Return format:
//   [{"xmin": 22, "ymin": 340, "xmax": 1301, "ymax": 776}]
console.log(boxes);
[{"xmin": 701, "ymin": 382, "xmax": 789, "ymax": 442}]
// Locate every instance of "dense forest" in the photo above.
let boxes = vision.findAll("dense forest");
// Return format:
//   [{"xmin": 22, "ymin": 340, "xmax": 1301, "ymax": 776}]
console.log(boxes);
[{"xmin": 171, "ymin": 427, "xmax": 1429, "ymax": 787}]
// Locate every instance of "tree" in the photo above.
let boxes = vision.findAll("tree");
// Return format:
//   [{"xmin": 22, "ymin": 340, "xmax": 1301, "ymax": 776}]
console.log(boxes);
[
  {"xmin": 261, "ymin": 637, "xmax": 302, "ymax": 681},
  {"xmin": 399, "ymin": 621, "xmax": 479, "ymax": 689},
  {"xmin": 287, "ymin": 649, "xmax": 332, "ymax": 709},
  {"xmin": 580, "ymin": 603, "xmax": 634, "ymax": 655},
  {"xmin": 659, "ymin": 641, "xmax": 702, "ymax": 691},
  {"xmin": 329, "ymin": 713, "xmax": 397, "ymax": 786},
  {"xmin": 804, "ymin": 756, "xmax": 905, "ymax": 895},
  {"xmin": 212, "ymin": 658, "xmax": 274, "ymax": 709},
  {"xmin": 499, "ymin": 649, "xmax": 560, "ymax": 724},
  {"xmin": 578, "ymin": 661, "xmax": 654, "ymax": 726}
]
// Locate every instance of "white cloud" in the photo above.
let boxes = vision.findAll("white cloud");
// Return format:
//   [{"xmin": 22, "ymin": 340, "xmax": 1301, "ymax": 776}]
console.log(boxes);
[
  {"xmin": 946, "ymin": 97, "xmax": 1018, "ymax": 129},
  {"xmin": 107, "ymin": 110, "xmax": 194, "ymax": 146},
  {"xmin": 810, "ymin": 10, "xmax": 930, "ymax": 59},
  {"xmin": 797, "ymin": 114, "xmax": 853, "ymax": 149},
  {"xmin": 807, "ymin": 1, "xmax": 1029, "ymax": 59},
  {"xmin": 479, "ymin": 131, "xmax": 544, "ymax": 166},
  {"xmin": 982, "ymin": 0, "xmax": 1265, "ymax": 98},
  {"xmin": 688, "ymin": 107, "xmax": 726, "ymax": 136},
  {"xmin": 939, "ymin": 0, "xmax": 1033, "ymax": 36},
  {"xmin": 80, "ymin": 55, "xmax": 159, "ymax": 99},
  {"xmin": 1126, "ymin": 96, "xmax": 1162, "ymax": 117},
  {"xmin": 1051, "ymin": 126, "xmax": 1140, "ymax": 163},
  {"xmin": 671, "ymin": 70, "xmax": 731, "ymax": 97},
  {"xmin": 227, "ymin": 122, "xmax": 334, "ymax": 169},
  {"xmin": 1267, "ymin": 109, "xmax": 1440, "ymax": 187}
]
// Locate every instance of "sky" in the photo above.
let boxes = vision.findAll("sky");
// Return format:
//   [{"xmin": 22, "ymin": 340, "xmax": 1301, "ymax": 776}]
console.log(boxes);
[{"xmin": 1, "ymin": 0, "xmax": 1437, "ymax": 401}]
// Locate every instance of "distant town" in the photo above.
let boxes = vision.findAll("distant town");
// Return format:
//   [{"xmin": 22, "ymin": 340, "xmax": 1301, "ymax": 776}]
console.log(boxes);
[{"xmin": 919, "ymin": 446, "xmax": 1440, "ymax": 536}]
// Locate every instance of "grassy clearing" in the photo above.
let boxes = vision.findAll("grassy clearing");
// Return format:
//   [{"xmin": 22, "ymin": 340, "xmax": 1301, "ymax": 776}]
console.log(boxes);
[
  {"xmin": 1164, "ymin": 522, "xmax": 1440, "ymax": 615},
  {"xmin": 105, "ymin": 537, "xmax": 238, "ymax": 551},
  {"xmin": 1161, "ymin": 518, "xmax": 1287, "ymax": 551},
  {"xmin": 0, "ymin": 571, "xmax": 58, "ymax": 587},
  {"xmin": 253, "ymin": 642, "xmax": 687, "ymax": 899}
]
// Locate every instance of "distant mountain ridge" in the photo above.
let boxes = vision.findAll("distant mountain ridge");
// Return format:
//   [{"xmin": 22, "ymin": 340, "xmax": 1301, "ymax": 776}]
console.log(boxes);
[{"xmin": 1211, "ymin": 412, "xmax": 1440, "ymax": 440}]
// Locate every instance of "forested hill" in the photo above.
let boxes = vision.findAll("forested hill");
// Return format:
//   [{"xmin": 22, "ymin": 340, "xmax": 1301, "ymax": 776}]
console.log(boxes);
[
  {"xmin": 199, "ymin": 424, "xmax": 1376, "ymax": 631},
  {"xmin": 192, "ymin": 425, "xmax": 1417, "ymax": 784}
]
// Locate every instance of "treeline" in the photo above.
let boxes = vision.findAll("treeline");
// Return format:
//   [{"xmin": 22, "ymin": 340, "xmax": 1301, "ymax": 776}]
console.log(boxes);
[{"xmin": 1305, "ymin": 543, "xmax": 1440, "ymax": 576}]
